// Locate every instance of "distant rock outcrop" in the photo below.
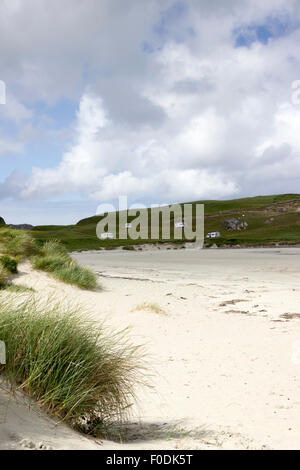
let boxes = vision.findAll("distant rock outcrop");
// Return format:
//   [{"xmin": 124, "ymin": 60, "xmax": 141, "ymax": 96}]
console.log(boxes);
[
  {"xmin": 209, "ymin": 243, "xmax": 218, "ymax": 249},
  {"xmin": 0, "ymin": 217, "xmax": 5, "ymax": 226},
  {"xmin": 222, "ymin": 218, "xmax": 248, "ymax": 231}
]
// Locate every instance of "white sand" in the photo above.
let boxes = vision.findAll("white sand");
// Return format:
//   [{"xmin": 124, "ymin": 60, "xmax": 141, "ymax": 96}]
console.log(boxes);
[{"xmin": 1, "ymin": 247, "xmax": 300, "ymax": 450}]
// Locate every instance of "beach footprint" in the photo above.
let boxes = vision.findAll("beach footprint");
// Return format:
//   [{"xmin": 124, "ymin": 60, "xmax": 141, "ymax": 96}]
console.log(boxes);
[{"xmin": 20, "ymin": 438, "xmax": 53, "ymax": 450}]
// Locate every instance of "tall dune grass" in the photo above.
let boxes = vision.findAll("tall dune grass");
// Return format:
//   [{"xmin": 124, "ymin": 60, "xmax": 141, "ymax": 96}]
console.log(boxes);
[
  {"xmin": 0, "ymin": 264, "xmax": 11, "ymax": 288},
  {"xmin": 0, "ymin": 297, "xmax": 143, "ymax": 435},
  {"xmin": 32, "ymin": 240, "xmax": 97, "ymax": 290},
  {"xmin": 0, "ymin": 228, "xmax": 38, "ymax": 258}
]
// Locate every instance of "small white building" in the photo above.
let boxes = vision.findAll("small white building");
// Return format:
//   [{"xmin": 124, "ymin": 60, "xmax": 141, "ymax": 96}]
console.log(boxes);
[
  {"xmin": 206, "ymin": 231, "xmax": 220, "ymax": 238},
  {"xmin": 100, "ymin": 232, "xmax": 114, "ymax": 240}
]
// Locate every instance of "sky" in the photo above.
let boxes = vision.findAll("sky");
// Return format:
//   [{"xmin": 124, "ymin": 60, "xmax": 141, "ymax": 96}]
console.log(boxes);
[{"xmin": 1, "ymin": 0, "xmax": 300, "ymax": 225}]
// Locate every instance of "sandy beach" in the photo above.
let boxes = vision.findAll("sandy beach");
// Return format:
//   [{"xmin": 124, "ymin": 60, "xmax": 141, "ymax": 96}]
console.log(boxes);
[{"xmin": 1, "ymin": 247, "xmax": 300, "ymax": 450}]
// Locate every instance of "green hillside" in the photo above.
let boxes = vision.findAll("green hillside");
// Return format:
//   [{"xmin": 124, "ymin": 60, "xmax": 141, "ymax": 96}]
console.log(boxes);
[{"xmin": 31, "ymin": 194, "xmax": 300, "ymax": 251}]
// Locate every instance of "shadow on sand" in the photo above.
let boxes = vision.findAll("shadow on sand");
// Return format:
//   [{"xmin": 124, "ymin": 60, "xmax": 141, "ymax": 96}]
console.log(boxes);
[{"xmin": 103, "ymin": 420, "xmax": 212, "ymax": 443}]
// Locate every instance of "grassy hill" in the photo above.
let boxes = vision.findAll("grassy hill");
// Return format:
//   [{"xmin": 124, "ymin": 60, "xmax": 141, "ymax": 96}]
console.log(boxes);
[{"xmin": 31, "ymin": 193, "xmax": 300, "ymax": 251}]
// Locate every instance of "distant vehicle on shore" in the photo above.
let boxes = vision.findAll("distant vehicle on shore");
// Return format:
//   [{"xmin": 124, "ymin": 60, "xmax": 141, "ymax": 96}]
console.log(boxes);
[{"xmin": 206, "ymin": 231, "xmax": 221, "ymax": 239}]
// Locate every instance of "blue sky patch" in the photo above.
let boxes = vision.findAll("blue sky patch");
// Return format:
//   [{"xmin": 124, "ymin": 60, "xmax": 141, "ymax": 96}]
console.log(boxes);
[
  {"xmin": 31, "ymin": 98, "xmax": 76, "ymax": 129},
  {"xmin": 154, "ymin": 1, "xmax": 188, "ymax": 38},
  {"xmin": 234, "ymin": 14, "xmax": 299, "ymax": 47},
  {"xmin": 141, "ymin": 1, "xmax": 195, "ymax": 55}
]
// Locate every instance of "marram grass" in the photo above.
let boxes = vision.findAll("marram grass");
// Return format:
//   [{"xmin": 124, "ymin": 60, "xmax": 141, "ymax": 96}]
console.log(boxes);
[
  {"xmin": 0, "ymin": 228, "xmax": 38, "ymax": 258},
  {"xmin": 0, "ymin": 255, "xmax": 18, "ymax": 273},
  {"xmin": 0, "ymin": 296, "xmax": 144, "ymax": 435},
  {"xmin": 133, "ymin": 302, "xmax": 166, "ymax": 315},
  {"xmin": 32, "ymin": 240, "xmax": 98, "ymax": 290},
  {"xmin": 0, "ymin": 229, "xmax": 98, "ymax": 290},
  {"xmin": 0, "ymin": 264, "xmax": 11, "ymax": 288}
]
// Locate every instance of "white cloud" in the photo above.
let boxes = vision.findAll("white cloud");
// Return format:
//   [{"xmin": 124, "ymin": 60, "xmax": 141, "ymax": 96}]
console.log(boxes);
[
  {"xmin": 1, "ymin": 0, "xmax": 300, "ymax": 216},
  {"xmin": 20, "ymin": 90, "xmax": 239, "ymax": 203}
]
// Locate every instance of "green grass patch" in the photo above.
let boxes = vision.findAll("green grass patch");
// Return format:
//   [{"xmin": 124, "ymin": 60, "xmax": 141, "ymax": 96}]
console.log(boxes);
[
  {"xmin": 0, "ymin": 255, "xmax": 18, "ymax": 273},
  {"xmin": 30, "ymin": 193, "xmax": 300, "ymax": 250},
  {"xmin": 0, "ymin": 297, "xmax": 144, "ymax": 435}
]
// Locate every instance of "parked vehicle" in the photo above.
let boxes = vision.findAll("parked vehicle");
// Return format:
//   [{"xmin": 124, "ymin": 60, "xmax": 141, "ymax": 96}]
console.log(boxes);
[{"xmin": 206, "ymin": 231, "xmax": 220, "ymax": 238}]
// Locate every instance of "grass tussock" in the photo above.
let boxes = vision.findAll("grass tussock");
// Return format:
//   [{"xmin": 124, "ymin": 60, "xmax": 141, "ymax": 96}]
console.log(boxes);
[
  {"xmin": 0, "ymin": 228, "xmax": 38, "ymax": 258},
  {"xmin": 0, "ymin": 264, "xmax": 11, "ymax": 288},
  {"xmin": 0, "ymin": 297, "xmax": 144, "ymax": 435},
  {"xmin": 0, "ymin": 255, "xmax": 18, "ymax": 273},
  {"xmin": 133, "ymin": 302, "xmax": 166, "ymax": 315},
  {"xmin": 32, "ymin": 240, "xmax": 98, "ymax": 290}
]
